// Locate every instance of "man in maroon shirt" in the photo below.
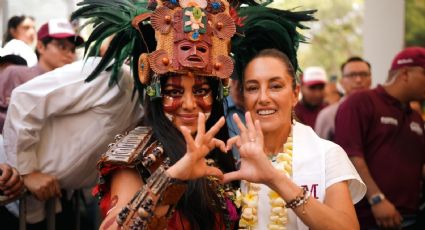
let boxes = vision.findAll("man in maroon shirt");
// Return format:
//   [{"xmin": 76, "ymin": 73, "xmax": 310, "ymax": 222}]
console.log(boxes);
[
  {"xmin": 295, "ymin": 66, "xmax": 328, "ymax": 128},
  {"xmin": 335, "ymin": 47, "xmax": 425, "ymax": 230}
]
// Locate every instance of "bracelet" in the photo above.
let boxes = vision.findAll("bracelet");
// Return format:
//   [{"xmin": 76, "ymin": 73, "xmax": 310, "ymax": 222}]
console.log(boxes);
[
  {"xmin": 285, "ymin": 187, "xmax": 310, "ymax": 213},
  {"xmin": 116, "ymin": 165, "xmax": 187, "ymax": 229}
]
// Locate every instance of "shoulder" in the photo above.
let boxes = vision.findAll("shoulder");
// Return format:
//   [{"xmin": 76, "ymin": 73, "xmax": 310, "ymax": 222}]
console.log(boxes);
[
  {"xmin": 16, "ymin": 58, "xmax": 101, "ymax": 90},
  {"xmin": 98, "ymin": 126, "xmax": 158, "ymax": 171},
  {"xmin": 321, "ymin": 140, "xmax": 366, "ymax": 203},
  {"xmin": 2, "ymin": 39, "xmax": 26, "ymax": 49},
  {"xmin": 317, "ymin": 102, "xmax": 339, "ymax": 119},
  {"xmin": 337, "ymin": 89, "xmax": 377, "ymax": 120},
  {"xmin": 0, "ymin": 65, "xmax": 30, "ymax": 81},
  {"xmin": 340, "ymin": 89, "xmax": 374, "ymax": 108}
]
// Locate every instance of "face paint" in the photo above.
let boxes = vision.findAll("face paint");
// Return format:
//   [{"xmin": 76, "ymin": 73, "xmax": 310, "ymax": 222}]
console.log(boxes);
[
  {"xmin": 161, "ymin": 74, "xmax": 213, "ymax": 133},
  {"xmin": 193, "ymin": 76, "xmax": 213, "ymax": 111},
  {"xmin": 164, "ymin": 111, "xmax": 174, "ymax": 122},
  {"xmin": 163, "ymin": 76, "xmax": 183, "ymax": 114}
]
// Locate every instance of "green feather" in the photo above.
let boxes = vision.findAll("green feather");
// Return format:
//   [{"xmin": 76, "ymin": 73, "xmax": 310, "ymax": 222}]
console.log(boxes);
[
  {"xmin": 72, "ymin": 0, "xmax": 153, "ymax": 87},
  {"xmin": 231, "ymin": 5, "xmax": 316, "ymax": 81}
]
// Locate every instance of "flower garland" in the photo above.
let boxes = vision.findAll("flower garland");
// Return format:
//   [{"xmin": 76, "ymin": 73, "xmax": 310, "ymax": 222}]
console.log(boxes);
[{"xmin": 236, "ymin": 131, "xmax": 293, "ymax": 230}]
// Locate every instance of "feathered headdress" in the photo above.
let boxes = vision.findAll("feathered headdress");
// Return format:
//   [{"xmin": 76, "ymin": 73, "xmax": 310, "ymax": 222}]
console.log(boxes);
[
  {"xmin": 72, "ymin": 0, "xmax": 238, "ymax": 99},
  {"xmin": 231, "ymin": 4, "xmax": 316, "ymax": 83},
  {"xmin": 71, "ymin": 0, "xmax": 315, "ymax": 97}
]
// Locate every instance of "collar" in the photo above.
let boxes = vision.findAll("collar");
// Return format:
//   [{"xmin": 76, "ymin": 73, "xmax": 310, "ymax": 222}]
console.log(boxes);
[{"xmin": 376, "ymin": 85, "xmax": 412, "ymax": 113}]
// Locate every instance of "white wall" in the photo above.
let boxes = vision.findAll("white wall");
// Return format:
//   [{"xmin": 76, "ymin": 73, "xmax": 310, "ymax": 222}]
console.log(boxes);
[{"xmin": 363, "ymin": 0, "xmax": 405, "ymax": 86}]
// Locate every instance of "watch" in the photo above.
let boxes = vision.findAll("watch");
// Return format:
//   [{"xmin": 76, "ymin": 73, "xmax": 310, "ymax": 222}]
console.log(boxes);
[{"xmin": 368, "ymin": 193, "xmax": 385, "ymax": 206}]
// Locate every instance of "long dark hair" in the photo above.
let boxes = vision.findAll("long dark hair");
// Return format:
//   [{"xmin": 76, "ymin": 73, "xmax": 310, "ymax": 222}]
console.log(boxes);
[
  {"xmin": 3, "ymin": 15, "xmax": 34, "ymax": 46},
  {"xmin": 144, "ymin": 75, "xmax": 236, "ymax": 229}
]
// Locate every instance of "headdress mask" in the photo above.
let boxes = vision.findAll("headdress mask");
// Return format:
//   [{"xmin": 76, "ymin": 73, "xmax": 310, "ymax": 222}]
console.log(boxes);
[
  {"xmin": 72, "ymin": 0, "xmax": 237, "ymax": 101},
  {"xmin": 72, "ymin": 0, "xmax": 315, "ymax": 101}
]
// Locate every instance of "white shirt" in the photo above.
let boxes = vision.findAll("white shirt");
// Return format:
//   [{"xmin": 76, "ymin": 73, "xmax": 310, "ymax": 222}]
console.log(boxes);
[
  {"xmin": 246, "ymin": 122, "xmax": 365, "ymax": 230},
  {"xmin": 314, "ymin": 97, "xmax": 347, "ymax": 141},
  {"xmin": 1, "ymin": 39, "xmax": 37, "ymax": 67},
  {"xmin": 3, "ymin": 57, "xmax": 143, "ymax": 223}
]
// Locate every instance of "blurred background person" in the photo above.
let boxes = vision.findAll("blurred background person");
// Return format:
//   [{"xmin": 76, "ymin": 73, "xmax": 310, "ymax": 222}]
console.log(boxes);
[
  {"xmin": 0, "ymin": 18, "xmax": 83, "ymax": 133},
  {"xmin": 1, "ymin": 15, "xmax": 37, "ymax": 67},
  {"xmin": 0, "ymin": 54, "xmax": 27, "ymax": 72},
  {"xmin": 295, "ymin": 66, "xmax": 328, "ymax": 128},
  {"xmin": 324, "ymin": 75, "xmax": 343, "ymax": 105},
  {"xmin": 335, "ymin": 47, "xmax": 425, "ymax": 230},
  {"xmin": 315, "ymin": 57, "xmax": 372, "ymax": 141},
  {"xmin": 224, "ymin": 74, "xmax": 245, "ymax": 160}
]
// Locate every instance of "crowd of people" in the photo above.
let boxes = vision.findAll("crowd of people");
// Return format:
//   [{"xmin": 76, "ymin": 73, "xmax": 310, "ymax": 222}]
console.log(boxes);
[{"xmin": 0, "ymin": 0, "xmax": 424, "ymax": 229}]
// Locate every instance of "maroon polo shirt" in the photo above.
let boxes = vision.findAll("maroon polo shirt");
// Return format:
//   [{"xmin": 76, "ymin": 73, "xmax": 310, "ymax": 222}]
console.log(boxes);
[
  {"xmin": 335, "ymin": 85, "xmax": 425, "ymax": 228},
  {"xmin": 294, "ymin": 101, "xmax": 326, "ymax": 128}
]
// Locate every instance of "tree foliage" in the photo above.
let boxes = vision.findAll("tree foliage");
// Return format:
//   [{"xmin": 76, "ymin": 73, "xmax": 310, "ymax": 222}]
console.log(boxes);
[
  {"xmin": 269, "ymin": 0, "xmax": 364, "ymax": 78},
  {"xmin": 405, "ymin": 0, "xmax": 425, "ymax": 47}
]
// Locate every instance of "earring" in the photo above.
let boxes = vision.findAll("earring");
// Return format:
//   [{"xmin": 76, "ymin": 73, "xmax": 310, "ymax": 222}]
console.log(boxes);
[
  {"xmin": 218, "ymin": 80, "xmax": 230, "ymax": 101},
  {"xmin": 291, "ymin": 108, "xmax": 297, "ymax": 125},
  {"xmin": 146, "ymin": 74, "xmax": 161, "ymax": 100}
]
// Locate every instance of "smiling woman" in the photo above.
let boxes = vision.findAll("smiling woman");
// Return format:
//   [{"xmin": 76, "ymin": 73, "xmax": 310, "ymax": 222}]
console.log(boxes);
[
  {"xmin": 223, "ymin": 48, "xmax": 366, "ymax": 230},
  {"xmin": 162, "ymin": 74, "xmax": 214, "ymax": 133},
  {"xmin": 71, "ymin": 0, "xmax": 241, "ymax": 229}
]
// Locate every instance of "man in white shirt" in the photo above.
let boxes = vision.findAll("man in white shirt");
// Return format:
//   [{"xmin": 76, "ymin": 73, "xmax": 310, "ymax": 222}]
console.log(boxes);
[{"xmin": 3, "ymin": 57, "xmax": 143, "ymax": 226}]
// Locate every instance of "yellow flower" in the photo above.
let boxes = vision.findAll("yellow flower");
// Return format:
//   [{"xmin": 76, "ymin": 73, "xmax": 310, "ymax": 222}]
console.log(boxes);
[
  {"xmin": 235, "ymin": 189, "xmax": 242, "ymax": 208},
  {"xmin": 242, "ymin": 191, "xmax": 258, "ymax": 208},
  {"xmin": 270, "ymin": 197, "xmax": 285, "ymax": 206}
]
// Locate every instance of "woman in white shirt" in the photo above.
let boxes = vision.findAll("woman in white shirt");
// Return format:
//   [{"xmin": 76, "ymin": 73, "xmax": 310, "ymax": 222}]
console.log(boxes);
[
  {"xmin": 1, "ymin": 15, "xmax": 37, "ymax": 66},
  {"xmin": 223, "ymin": 49, "xmax": 366, "ymax": 230}
]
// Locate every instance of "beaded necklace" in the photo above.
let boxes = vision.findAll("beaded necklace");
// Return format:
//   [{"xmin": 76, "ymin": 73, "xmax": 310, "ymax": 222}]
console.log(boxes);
[{"xmin": 237, "ymin": 130, "xmax": 293, "ymax": 230}]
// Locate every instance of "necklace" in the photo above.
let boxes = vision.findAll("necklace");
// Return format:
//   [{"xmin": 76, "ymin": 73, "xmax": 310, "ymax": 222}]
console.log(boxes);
[{"xmin": 237, "ymin": 130, "xmax": 293, "ymax": 230}]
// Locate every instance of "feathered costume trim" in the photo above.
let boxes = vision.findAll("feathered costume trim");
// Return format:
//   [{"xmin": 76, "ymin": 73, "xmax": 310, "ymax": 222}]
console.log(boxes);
[{"xmin": 231, "ymin": 4, "xmax": 316, "ymax": 83}]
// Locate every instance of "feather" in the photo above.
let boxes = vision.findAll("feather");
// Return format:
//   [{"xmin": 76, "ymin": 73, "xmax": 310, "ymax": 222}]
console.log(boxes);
[
  {"xmin": 231, "ymin": 5, "xmax": 316, "ymax": 81},
  {"xmin": 72, "ymin": 0, "xmax": 153, "ymax": 86}
]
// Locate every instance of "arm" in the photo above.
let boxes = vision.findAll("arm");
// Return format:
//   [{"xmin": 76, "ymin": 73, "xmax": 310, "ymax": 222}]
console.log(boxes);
[
  {"xmin": 269, "ymin": 172, "xmax": 358, "ymax": 230},
  {"xmin": 350, "ymin": 156, "xmax": 401, "ymax": 228},
  {"xmin": 3, "ymin": 58, "xmax": 115, "ymax": 200},
  {"xmin": 0, "ymin": 163, "xmax": 25, "ymax": 202},
  {"xmin": 101, "ymin": 113, "xmax": 226, "ymax": 229},
  {"xmin": 224, "ymin": 112, "xmax": 359, "ymax": 230},
  {"xmin": 334, "ymin": 94, "xmax": 402, "ymax": 229}
]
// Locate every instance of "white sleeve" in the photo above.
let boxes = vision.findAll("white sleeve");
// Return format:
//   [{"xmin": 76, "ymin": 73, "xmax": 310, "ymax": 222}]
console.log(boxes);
[
  {"xmin": 324, "ymin": 142, "xmax": 366, "ymax": 204},
  {"xmin": 3, "ymin": 58, "xmax": 123, "ymax": 174}
]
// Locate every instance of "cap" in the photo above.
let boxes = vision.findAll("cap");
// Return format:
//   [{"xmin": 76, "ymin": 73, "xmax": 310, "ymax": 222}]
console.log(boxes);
[
  {"xmin": 302, "ymin": 66, "xmax": 327, "ymax": 86},
  {"xmin": 390, "ymin": 46, "xmax": 425, "ymax": 71},
  {"xmin": 37, "ymin": 19, "xmax": 84, "ymax": 46}
]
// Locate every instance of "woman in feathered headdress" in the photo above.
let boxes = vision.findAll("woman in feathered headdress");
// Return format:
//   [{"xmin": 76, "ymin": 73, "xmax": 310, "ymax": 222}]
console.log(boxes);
[{"xmin": 73, "ymin": 0, "xmax": 240, "ymax": 229}]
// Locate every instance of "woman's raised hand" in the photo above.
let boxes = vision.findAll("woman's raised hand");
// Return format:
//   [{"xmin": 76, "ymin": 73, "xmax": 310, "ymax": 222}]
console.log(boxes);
[
  {"xmin": 223, "ymin": 112, "xmax": 277, "ymax": 185},
  {"xmin": 166, "ymin": 112, "xmax": 227, "ymax": 181}
]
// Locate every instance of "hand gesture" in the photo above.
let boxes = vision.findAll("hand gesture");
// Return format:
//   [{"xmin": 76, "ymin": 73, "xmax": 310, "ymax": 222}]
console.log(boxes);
[
  {"xmin": 223, "ymin": 112, "xmax": 277, "ymax": 186},
  {"xmin": 23, "ymin": 171, "xmax": 62, "ymax": 201},
  {"xmin": 0, "ymin": 163, "xmax": 25, "ymax": 202},
  {"xmin": 371, "ymin": 199, "xmax": 402, "ymax": 229},
  {"xmin": 166, "ymin": 113, "xmax": 226, "ymax": 181}
]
